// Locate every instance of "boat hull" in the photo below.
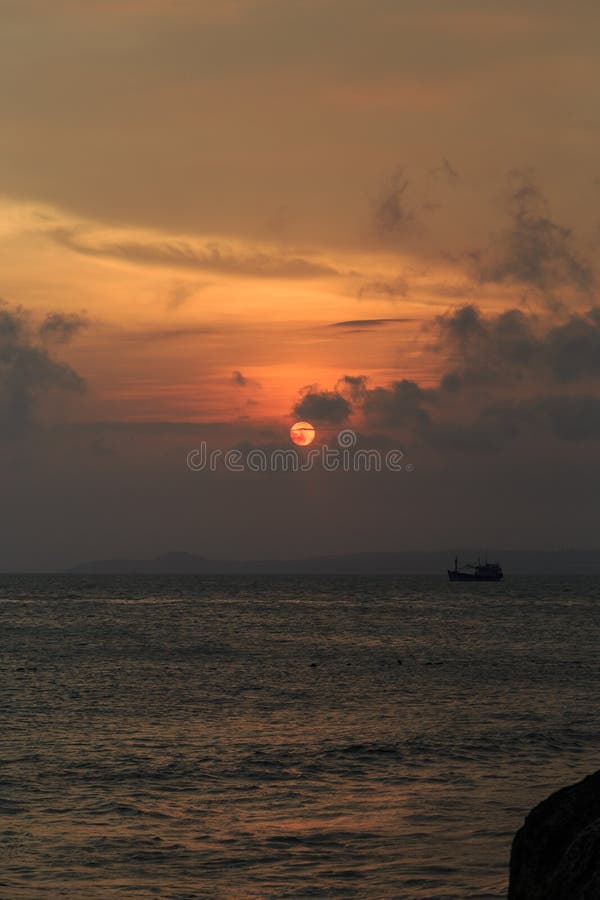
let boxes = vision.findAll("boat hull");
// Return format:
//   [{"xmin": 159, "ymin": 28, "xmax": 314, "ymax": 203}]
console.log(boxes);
[{"xmin": 448, "ymin": 570, "xmax": 503, "ymax": 582}]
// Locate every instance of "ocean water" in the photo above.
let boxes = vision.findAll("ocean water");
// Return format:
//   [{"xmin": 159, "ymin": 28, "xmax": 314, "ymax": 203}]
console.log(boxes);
[{"xmin": 2, "ymin": 575, "xmax": 600, "ymax": 899}]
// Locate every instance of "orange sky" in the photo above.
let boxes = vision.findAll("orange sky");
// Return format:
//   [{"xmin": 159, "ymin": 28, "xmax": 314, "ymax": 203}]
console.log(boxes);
[
  {"xmin": 2, "ymin": 0, "xmax": 600, "ymax": 565},
  {"xmin": 2, "ymin": 0, "xmax": 599, "ymax": 434},
  {"xmin": 0, "ymin": 186, "xmax": 584, "ymax": 429}
]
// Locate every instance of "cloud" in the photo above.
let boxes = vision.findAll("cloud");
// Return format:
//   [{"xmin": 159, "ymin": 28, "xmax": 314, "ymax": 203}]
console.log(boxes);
[
  {"xmin": 370, "ymin": 159, "xmax": 464, "ymax": 248},
  {"xmin": 475, "ymin": 172, "xmax": 595, "ymax": 294},
  {"xmin": 0, "ymin": 304, "xmax": 25, "ymax": 342},
  {"xmin": 292, "ymin": 385, "xmax": 352, "ymax": 424},
  {"xmin": 436, "ymin": 303, "xmax": 487, "ymax": 344},
  {"xmin": 291, "ymin": 374, "xmax": 430, "ymax": 434},
  {"xmin": 372, "ymin": 168, "xmax": 413, "ymax": 239},
  {"xmin": 329, "ymin": 317, "xmax": 412, "ymax": 329},
  {"xmin": 51, "ymin": 228, "xmax": 339, "ymax": 280},
  {"xmin": 0, "ymin": 302, "xmax": 85, "ymax": 437},
  {"xmin": 544, "ymin": 312, "xmax": 600, "ymax": 382},
  {"xmin": 357, "ymin": 276, "xmax": 410, "ymax": 300},
  {"xmin": 164, "ymin": 281, "xmax": 209, "ymax": 309},
  {"xmin": 531, "ymin": 394, "xmax": 600, "ymax": 441},
  {"xmin": 363, "ymin": 379, "xmax": 433, "ymax": 429},
  {"xmin": 484, "ymin": 394, "xmax": 600, "ymax": 443},
  {"xmin": 231, "ymin": 369, "xmax": 262, "ymax": 389},
  {"xmin": 423, "ymin": 418, "xmax": 506, "ymax": 452},
  {"xmin": 301, "ymin": 302, "xmax": 600, "ymax": 451},
  {"xmin": 435, "ymin": 303, "xmax": 600, "ymax": 386},
  {"xmin": 430, "ymin": 394, "xmax": 600, "ymax": 448},
  {"xmin": 38, "ymin": 312, "xmax": 88, "ymax": 344},
  {"xmin": 427, "ymin": 305, "xmax": 600, "ymax": 447},
  {"xmin": 336, "ymin": 374, "xmax": 369, "ymax": 403},
  {"xmin": 434, "ymin": 304, "xmax": 538, "ymax": 386}
]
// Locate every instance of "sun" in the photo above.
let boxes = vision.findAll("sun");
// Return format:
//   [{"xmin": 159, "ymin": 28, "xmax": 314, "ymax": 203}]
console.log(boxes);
[{"xmin": 290, "ymin": 421, "xmax": 316, "ymax": 446}]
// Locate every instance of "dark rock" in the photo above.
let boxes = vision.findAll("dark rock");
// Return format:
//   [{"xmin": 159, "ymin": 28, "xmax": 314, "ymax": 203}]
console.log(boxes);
[{"xmin": 509, "ymin": 769, "xmax": 600, "ymax": 899}]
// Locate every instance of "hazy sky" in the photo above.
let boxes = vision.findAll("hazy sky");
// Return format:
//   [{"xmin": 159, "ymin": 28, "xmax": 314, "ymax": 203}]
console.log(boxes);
[{"xmin": 2, "ymin": 0, "xmax": 600, "ymax": 568}]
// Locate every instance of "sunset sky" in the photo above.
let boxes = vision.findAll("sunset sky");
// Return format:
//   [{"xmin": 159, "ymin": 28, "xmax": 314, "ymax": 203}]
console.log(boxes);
[{"xmin": 2, "ymin": 0, "xmax": 600, "ymax": 568}]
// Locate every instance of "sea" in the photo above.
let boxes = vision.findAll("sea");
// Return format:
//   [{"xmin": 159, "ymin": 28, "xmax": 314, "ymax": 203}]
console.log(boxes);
[{"xmin": 2, "ymin": 574, "xmax": 599, "ymax": 899}]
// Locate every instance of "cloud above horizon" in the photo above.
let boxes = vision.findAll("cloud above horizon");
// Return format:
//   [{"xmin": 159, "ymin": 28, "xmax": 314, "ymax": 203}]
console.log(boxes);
[
  {"xmin": 290, "ymin": 301, "xmax": 600, "ymax": 451},
  {"xmin": 472, "ymin": 173, "xmax": 595, "ymax": 298},
  {"xmin": 292, "ymin": 386, "xmax": 352, "ymax": 424},
  {"xmin": 39, "ymin": 312, "xmax": 88, "ymax": 344},
  {"xmin": 51, "ymin": 228, "xmax": 339, "ymax": 280},
  {"xmin": 0, "ymin": 302, "xmax": 85, "ymax": 437},
  {"xmin": 329, "ymin": 318, "xmax": 413, "ymax": 329}
]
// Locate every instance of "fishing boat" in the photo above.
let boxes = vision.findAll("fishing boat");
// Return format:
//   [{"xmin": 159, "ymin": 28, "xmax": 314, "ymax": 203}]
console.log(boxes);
[{"xmin": 448, "ymin": 555, "xmax": 503, "ymax": 582}]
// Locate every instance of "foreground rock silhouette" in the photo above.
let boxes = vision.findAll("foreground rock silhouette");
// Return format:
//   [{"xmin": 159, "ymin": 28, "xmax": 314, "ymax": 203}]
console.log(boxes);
[{"xmin": 509, "ymin": 769, "xmax": 600, "ymax": 899}]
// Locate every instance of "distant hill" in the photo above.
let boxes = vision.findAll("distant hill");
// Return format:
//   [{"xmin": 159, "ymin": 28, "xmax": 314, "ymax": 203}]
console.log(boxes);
[
  {"xmin": 68, "ymin": 549, "xmax": 600, "ymax": 575},
  {"xmin": 69, "ymin": 551, "xmax": 218, "ymax": 574}
]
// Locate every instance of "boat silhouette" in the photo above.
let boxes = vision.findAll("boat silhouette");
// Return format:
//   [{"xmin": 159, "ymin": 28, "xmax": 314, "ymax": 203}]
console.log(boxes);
[{"xmin": 448, "ymin": 555, "xmax": 503, "ymax": 582}]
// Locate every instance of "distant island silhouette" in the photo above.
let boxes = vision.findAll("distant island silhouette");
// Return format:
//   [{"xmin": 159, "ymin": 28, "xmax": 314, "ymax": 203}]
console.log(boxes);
[{"xmin": 68, "ymin": 549, "xmax": 600, "ymax": 575}]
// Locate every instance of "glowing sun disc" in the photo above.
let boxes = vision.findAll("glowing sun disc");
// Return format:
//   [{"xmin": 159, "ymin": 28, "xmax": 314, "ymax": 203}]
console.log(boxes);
[{"xmin": 290, "ymin": 421, "xmax": 316, "ymax": 446}]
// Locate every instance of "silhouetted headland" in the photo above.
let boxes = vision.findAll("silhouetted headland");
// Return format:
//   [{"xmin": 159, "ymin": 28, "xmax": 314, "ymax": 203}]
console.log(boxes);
[{"xmin": 509, "ymin": 769, "xmax": 600, "ymax": 899}]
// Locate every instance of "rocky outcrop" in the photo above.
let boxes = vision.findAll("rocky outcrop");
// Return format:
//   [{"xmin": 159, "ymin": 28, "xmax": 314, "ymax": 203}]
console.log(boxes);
[{"xmin": 509, "ymin": 769, "xmax": 600, "ymax": 899}]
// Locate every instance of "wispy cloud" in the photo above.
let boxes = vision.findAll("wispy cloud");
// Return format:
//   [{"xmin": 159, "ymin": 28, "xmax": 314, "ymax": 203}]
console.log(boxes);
[
  {"xmin": 329, "ymin": 318, "xmax": 413, "ymax": 329},
  {"xmin": 474, "ymin": 172, "xmax": 595, "ymax": 296},
  {"xmin": 51, "ymin": 228, "xmax": 340, "ymax": 280},
  {"xmin": 357, "ymin": 276, "xmax": 410, "ymax": 300},
  {"xmin": 372, "ymin": 168, "xmax": 413, "ymax": 239},
  {"xmin": 38, "ymin": 311, "xmax": 88, "ymax": 344}
]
